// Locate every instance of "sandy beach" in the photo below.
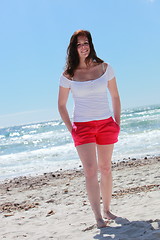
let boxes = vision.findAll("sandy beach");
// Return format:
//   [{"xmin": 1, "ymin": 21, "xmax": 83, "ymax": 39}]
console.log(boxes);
[{"xmin": 0, "ymin": 156, "xmax": 160, "ymax": 240}]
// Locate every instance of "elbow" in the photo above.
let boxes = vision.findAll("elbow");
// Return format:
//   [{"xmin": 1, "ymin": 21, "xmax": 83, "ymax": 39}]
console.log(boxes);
[
  {"xmin": 112, "ymin": 95, "xmax": 120, "ymax": 102},
  {"xmin": 58, "ymin": 102, "xmax": 66, "ymax": 113},
  {"xmin": 112, "ymin": 95, "xmax": 121, "ymax": 107}
]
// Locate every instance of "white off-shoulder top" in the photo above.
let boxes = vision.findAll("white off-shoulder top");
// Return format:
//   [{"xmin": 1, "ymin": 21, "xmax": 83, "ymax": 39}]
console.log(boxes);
[{"xmin": 59, "ymin": 64, "xmax": 115, "ymax": 122}]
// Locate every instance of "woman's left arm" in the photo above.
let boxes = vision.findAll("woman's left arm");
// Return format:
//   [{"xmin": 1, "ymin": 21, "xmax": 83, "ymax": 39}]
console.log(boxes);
[{"xmin": 108, "ymin": 77, "xmax": 121, "ymax": 125}]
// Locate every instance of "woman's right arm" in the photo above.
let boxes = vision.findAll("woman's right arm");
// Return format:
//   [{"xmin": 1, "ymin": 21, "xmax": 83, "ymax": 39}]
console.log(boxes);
[{"xmin": 58, "ymin": 86, "xmax": 72, "ymax": 133}]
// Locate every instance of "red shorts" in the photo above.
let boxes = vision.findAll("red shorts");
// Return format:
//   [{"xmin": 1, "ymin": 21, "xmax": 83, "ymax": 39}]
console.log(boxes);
[{"xmin": 71, "ymin": 117, "xmax": 120, "ymax": 147}]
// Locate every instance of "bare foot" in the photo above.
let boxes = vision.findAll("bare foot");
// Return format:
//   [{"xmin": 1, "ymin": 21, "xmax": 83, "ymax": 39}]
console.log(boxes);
[
  {"xmin": 96, "ymin": 218, "xmax": 107, "ymax": 228},
  {"xmin": 103, "ymin": 210, "xmax": 117, "ymax": 220}
]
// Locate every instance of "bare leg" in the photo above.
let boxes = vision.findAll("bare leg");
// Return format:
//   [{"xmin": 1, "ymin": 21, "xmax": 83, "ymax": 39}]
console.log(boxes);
[
  {"xmin": 76, "ymin": 143, "xmax": 107, "ymax": 228},
  {"xmin": 97, "ymin": 144, "xmax": 117, "ymax": 220}
]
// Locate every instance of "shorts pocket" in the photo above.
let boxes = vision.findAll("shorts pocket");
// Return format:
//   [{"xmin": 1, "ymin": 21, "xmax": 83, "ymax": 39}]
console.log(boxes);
[{"xmin": 71, "ymin": 124, "xmax": 77, "ymax": 136}]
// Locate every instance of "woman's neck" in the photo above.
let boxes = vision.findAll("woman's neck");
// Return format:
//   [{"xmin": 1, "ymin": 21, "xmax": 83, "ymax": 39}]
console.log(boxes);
[{"xmin": 78, "ymin": 58, "xmax": 93, "ymax": 69}]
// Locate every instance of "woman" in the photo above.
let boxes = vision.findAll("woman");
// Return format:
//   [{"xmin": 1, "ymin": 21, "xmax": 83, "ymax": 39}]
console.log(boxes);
[{"xmin": 58, "ymin": 30, "xmax": 121, "ymax": 228}]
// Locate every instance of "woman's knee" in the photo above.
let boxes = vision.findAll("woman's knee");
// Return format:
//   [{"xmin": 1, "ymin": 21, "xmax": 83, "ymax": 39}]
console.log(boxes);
[
  {"xmin": 84, "ymin": 165, "xmax": 98, "ymax": 179},
  {"xmin": 99, "ymin": 164, "xmax": 112, "ymax": 175}
]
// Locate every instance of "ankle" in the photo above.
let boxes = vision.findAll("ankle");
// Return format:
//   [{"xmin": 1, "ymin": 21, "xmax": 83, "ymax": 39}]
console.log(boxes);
[
  {"xmin": 96, "ymin": 218, "xmax": 107, "ymax": 228},
  {"xmin": 95, "ymin": 214, "xmax": 103, "ymax": 221},
  {"xmin": 103, "ymin": 210, "xmax": 117, "ymax": 220},
  {"xmin": 103, "ymin": 209, "xmax": 110, "ymax": 214}
]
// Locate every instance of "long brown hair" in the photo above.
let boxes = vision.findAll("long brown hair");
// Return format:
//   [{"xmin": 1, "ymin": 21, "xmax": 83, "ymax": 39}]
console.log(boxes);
[{"xmin": 65, "ymin": 30, "xmax": 104, "ymax": 77}]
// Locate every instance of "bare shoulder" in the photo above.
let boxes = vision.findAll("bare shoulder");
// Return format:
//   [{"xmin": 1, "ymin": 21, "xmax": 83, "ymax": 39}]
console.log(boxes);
[
  {"xmin": 102, "ymin": 62, "xmax": 108, "ymax": 72},
  {"xmin": 63, "ymin": 71, "xmax": 72, "ymax": 80}
]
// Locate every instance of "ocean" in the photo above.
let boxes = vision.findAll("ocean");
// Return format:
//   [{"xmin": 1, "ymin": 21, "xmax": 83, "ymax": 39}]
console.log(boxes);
[{"xmin": 0, "ymin": 104, "xmax": 159, "ymax": 181}]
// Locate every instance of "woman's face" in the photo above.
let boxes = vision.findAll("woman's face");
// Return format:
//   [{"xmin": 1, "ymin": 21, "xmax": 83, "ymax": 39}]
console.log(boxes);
[{"xmin": 76, "ymin": 36, "xmax": 90, "ymax": 60}]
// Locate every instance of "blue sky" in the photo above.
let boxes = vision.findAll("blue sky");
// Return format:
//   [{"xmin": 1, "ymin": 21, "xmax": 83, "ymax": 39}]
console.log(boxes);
[{"xmin": 0, "ymin": 0, "xmax": 160, "ymax": 127}]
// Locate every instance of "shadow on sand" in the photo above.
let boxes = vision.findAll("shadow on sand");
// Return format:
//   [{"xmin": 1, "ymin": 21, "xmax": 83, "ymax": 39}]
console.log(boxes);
[{"xmin": 93, "ymin": 217, "xmax": 160, "ymax": 240}]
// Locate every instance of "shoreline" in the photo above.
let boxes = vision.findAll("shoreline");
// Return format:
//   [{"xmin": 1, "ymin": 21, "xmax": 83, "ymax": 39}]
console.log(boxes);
[
  {"xmin": 0, "ymin": 156, "xmax": 160, "ymax": 239},
  {"xmin": 0, "ymin": 154, "xmax": 159, "ymax": 184},
  {"xmin": 0, "ymin": 155, "xmax": 159, "ymax": 185}
]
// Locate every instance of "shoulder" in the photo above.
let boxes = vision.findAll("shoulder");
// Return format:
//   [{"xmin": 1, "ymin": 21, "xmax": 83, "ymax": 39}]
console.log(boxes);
[
  {"xmin": 63, "ymin": 71, "xmax": 73, "ymax": 81},
  {"xmin": 103, "ymin": 63, "xmax": 115, "ymax": 81},
  {"xmin": 102, "ymin": 62, "xmax": 108, "ymax": 72},
  {"xmin": 59, "ymin": 72, "xmax": 72, "ymax": 88},
  {"xmin": 103, "ymin": 62, "xmax": 114, "ymax": 72}
]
